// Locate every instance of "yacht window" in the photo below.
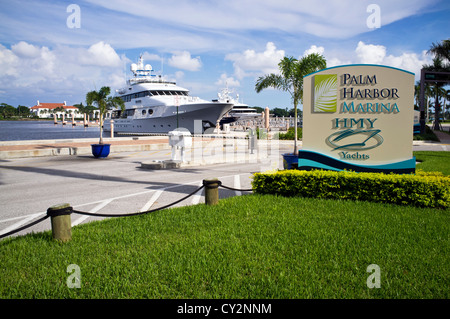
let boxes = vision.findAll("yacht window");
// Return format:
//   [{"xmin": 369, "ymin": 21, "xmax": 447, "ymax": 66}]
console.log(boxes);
[
  {"xmin": 125, "ymin": 109, "xmax": 135, "ymax": 117},
  {"xmin": 142, "ymin": 110, "xmax": 146, "ymax": 115},
  {"xmin": 148, "ymin": 109, "xmax": 154, "ymax": 115}
]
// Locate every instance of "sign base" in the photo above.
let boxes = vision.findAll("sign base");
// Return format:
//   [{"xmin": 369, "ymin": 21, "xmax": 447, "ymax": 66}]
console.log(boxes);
[{"xmin": 298, "ymin": 150, "xmax": 415, "ymax": 174}]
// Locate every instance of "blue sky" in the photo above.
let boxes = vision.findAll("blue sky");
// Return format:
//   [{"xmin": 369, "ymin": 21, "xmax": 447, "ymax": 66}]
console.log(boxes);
[{"xmin": 0, "ymin": 0, "xmax": 449, "ymax": 110}]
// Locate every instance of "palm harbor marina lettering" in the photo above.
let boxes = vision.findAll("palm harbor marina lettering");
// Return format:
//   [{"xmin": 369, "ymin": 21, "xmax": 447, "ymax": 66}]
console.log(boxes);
[
  {"xmin": 331, "ymin": 73, "xmax": 401, "ymax": 159},
  {"xmin": 340, "ymin": 73, "xmax": 400, "ymax": 99}
]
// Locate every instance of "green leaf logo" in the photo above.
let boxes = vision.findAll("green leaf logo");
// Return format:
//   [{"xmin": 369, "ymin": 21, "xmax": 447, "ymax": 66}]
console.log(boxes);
[{"xmin": 314, "ymin": 74, "xmax": 337, "ymax": 113}]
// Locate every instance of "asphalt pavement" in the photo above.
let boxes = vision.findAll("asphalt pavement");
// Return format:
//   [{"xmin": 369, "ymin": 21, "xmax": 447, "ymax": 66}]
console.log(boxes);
[
  {"xmin": 1, "ymin": 128, "xmax": 449, "ymax": 240},
  {"xmin": 0, "ymin": 137, "xmax": 290, "ymax": 239}
]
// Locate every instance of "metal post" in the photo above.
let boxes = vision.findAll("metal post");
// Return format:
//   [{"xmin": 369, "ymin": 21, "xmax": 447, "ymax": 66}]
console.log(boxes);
[
  {"xmin": 204, "ymin": 178, "xmax": 220, "ymax": 206},
  {"xmin": 48, "ymin": 204, "xmax": 72, "ymax": 242},
  {"xmin": 110, "ymin": 119, "xmax": 114, "ymax": 138}
]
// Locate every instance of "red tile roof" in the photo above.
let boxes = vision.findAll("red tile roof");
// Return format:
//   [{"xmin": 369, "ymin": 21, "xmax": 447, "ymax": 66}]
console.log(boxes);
[{"xmin": 31, "ymin": 103, "xmax": 77, "ymax": 110}]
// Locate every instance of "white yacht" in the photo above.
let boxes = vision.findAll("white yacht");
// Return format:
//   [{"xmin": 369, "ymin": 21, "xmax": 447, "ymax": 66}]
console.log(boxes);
[
  {"xmin": 216, "ymin": 87, "xmax": 261, "ymax": 125},
  {"xmin": 103, "ymin": 56, "xmax": 233, "ymax": 134}
]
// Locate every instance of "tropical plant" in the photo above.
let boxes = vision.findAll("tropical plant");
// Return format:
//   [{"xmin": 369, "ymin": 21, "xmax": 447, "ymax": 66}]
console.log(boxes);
[
  {"xmin": 428, "ymin": 39, "xmax": 450, "ymax": 66},
  {"xmin": 424, "ymin": 39, "xmax": 450, "ymax": 129},
  {"xmin": 86, "ymin": 86, "xmax": 125, "ymax": 144},
  {"xmin": 255, "ymin": 54, "xmax": 326, "ymax": 154}
]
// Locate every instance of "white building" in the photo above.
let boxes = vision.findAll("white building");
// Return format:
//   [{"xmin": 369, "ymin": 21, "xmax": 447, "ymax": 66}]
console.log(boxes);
[{"xmin": 30, "ymin": 101, "xmax": 82, "ymax": 119}]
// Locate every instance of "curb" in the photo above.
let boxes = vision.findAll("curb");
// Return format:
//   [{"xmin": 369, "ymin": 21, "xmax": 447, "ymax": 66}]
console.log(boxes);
[{"xmin": 0, "ymin": 142, "xmax": 171, "ymax": 159}]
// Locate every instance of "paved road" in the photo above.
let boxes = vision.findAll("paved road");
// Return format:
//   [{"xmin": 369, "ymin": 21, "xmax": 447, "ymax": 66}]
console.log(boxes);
[
  {"xmin": 0, "ymin": 145, "xmax": 288, "ymax": 239},
  {"xmin": 1, "ymin": 131, "xmax": 448, "ymax": 240}
]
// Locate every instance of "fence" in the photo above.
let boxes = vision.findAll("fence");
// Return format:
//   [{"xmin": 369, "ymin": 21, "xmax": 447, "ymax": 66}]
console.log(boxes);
[{"xmin": 0, "ymin": 179, "xmax": 253, "ymax": 241}]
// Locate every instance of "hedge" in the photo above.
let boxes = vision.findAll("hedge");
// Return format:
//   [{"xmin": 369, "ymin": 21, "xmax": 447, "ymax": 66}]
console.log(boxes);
[{"xmin": 252, "ymin": 169, "xmax": 450, "ymax": 209}]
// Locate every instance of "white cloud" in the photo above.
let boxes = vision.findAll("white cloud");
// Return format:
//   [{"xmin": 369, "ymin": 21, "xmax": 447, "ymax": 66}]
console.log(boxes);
[
  {"xmin": 79, "ymin": 41, "xmax": 122, "ymax": 67},
  {"xmin": 355, "ymin": 41, "xmax": 386, "ymax": 64},
  {"xmin": 354, "ymin": 41, "xmax": 432, "ymax": 78},
  {"xmin": 226, "ymin": 42, "xmax": 285, "ymax": 79},
  {"xmin": 0, "ymin": 41, "xmax": 127, "ymax": 105},
  {"xmin": 84, "ymin": 0, "xmax": 438, "ymax": 41},
  {"xmin": 215, "ymin": 73, "xmax": 240, "ymax": 87},
  {"xmin": 11, "ymin": 41, "xmax": 41, "ymax": 58},
  {"xmin": 0, "ymin": 44, "xmax": 19, "ymax": 76},
  {"xmin": 303, "ymin": 45, "xmax": 325, "ymax": 57},
  {"xmin": 142, "ymin": 52, "xmax": 162, "ymax": 62},
  {"xmin": 168, "ymin": 51, "xmax": 202, "ymax": 71}
]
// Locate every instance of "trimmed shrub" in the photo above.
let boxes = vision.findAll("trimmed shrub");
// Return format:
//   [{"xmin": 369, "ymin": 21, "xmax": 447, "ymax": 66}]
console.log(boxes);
[
  {"xmin": 277, "ymin": 127, "xmax": 302, "ymax": 140},
  {"xmin": 252, "ymin": 170, "xmax": 450, "ymax": 209}
]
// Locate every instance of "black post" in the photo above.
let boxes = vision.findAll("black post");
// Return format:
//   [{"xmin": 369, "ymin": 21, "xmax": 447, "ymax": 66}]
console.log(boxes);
[{"xmin": 419, "ymin": 69, "xmax": 426, "ymax": 135}]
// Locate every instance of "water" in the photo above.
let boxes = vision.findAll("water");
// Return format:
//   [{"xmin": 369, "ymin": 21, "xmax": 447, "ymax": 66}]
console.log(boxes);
[{"xmin": 0, "ymin": 121, "xmax": 109, "ymax": 141}]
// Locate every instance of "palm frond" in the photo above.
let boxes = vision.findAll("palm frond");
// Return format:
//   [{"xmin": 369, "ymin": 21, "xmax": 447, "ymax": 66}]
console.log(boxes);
[
  {"xmin": 314, "ymin": 75, "xmax": 337, "ymax": 112},
  {"xmin": 255, "ymin": 74, "xmax": 286, "ymax": 93}
]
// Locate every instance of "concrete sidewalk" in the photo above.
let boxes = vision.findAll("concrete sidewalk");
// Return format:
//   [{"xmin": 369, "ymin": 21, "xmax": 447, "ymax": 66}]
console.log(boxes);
[
  {"xmin": 1, "ymin": 129, "xmax": 448, "ymax": 160},
  {"xmin": 0, "ymin": 136, "xmax": 170, "ymax": 159},
  {"xmin": 433, "ymin": 129, "xmax": 450, "ymax": 144}
]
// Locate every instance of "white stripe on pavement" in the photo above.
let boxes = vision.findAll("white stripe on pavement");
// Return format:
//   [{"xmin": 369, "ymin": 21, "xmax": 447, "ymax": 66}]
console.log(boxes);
[
  {"xmin": 0, "ymin": 212, "xmax": 45, "ymax": 236},
  {"xmin": 191, "ymin": 181, "xmax": 204, "ymax": 205},
  {"xmin": 140, "ymin": 189, "xmax": 164, "ymax": 212},
  {"xmin": 71, "ymin": 199, "xmax": 114, "ymax": 227}
]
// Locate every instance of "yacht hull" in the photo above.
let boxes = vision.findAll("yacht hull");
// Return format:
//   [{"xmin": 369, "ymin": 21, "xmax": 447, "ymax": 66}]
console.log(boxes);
[{"xmin": 104, "ymin": 102, "xmax": 233, "ymax": 134}]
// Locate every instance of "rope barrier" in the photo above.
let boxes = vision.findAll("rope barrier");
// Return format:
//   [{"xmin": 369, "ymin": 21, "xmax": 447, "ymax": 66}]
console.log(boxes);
[
  {"xmin": 72, "ymin": 185, "xmax": 205, "ymax": 218},
  {"xmin": 220, "ymin": 184, "xmax": 253, "ymax": 192},
  {"xmin": 0, "ymin": 215, "xmax": 49, "ymax": 240},
  {"xmin": 0, "ymin": 182, "xmax": 253, "ymax": 240}
]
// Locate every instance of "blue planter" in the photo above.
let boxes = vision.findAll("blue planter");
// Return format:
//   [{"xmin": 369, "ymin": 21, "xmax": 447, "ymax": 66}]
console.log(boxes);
[
  {"xmin": 282, "ymin": 153, "xmax": 298, "ymax": 170},
  {"xmin": 91, "ymin": 144, "xmax": 111, "ymax": 158}
]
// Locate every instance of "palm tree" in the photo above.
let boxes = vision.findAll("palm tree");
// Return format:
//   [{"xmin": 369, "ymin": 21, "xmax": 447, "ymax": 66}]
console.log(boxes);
[
  {"xmin": 415, "ymin": 80, "xmax": 433, "ymax": 119},
  {"xmin": 86, "ymin": 86, "xmax": 125, "ymax": 144},
  {"xmin": 255, "ymin": 53, "xmax": 327, "ymax": 154},
  {"xmin": 424, "ymin": 39, "xmax": 450, "ymax": 130},
  {"xmin": 428, "ymin": 39, "xmax": 450, "ymax": 65}
]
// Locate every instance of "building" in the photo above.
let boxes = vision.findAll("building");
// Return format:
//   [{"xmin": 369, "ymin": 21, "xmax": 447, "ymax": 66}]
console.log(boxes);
[{"xmin": 30, "ymin": 101, "xmax": 82, "ymax": 119}]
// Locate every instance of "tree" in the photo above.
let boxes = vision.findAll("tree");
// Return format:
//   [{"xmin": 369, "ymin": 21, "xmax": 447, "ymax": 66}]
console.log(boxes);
[
  {"xmin": 424, "ymin": 39, "xmax": 450, "ymax": 129},
  {"xmin": 0, "ymin": 103, "xmax": 16, "ymax": 119},
  {"xmin": 415, "ymin": 80, "xmax": 433, "ymax": 120},
  {"xmin": 255, "ymin": 53, "xmax": 326, "ymax": 154},
  {"xmin": 17, "ymin": 105, "xmax": 31, "ymax": 117},
  {"xmin": 272, "ymin": 107, "xmax": 290, "ymax": 117},
  {"xmin": 428, "ymin": 39, "xmax": 450, "ymax": 66},
  {"xmin": 86, "ymin": 86, "xmax": 125, "ymax": 144}
]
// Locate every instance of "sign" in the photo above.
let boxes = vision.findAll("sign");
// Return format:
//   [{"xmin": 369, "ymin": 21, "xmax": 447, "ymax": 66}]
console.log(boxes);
[{"xmin": 299, "ymin": 64, "xmax": 415, "ymax": 174}]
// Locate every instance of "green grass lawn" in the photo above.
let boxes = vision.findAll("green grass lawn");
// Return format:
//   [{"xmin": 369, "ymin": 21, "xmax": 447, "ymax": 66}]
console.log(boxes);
[
  {"xmin": 1, "ymin": 194, "xmax": 448, "ymax": 299},
  {"xmin": 414, "ymin": 151, "xmax": 450, "ymax": 175}
]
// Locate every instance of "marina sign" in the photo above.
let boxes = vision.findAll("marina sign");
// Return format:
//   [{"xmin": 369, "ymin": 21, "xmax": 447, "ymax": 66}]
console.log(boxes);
[{"xmin": 299, "ymin": 64, "xmax": 415, "ymax": 173}]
